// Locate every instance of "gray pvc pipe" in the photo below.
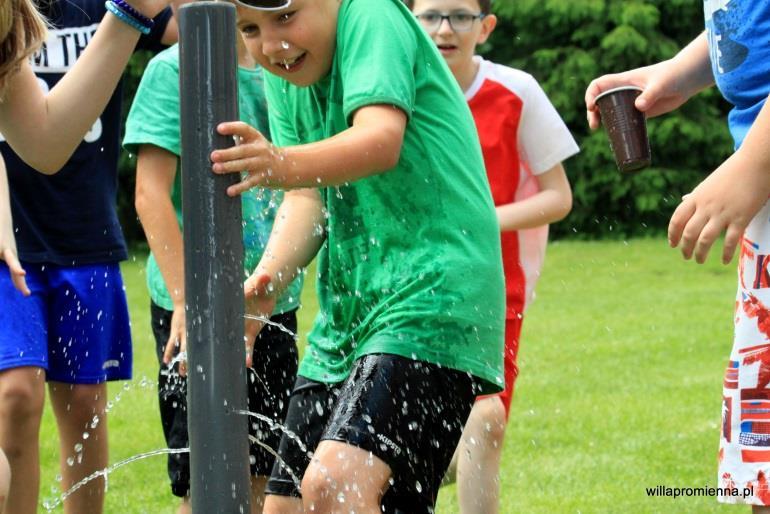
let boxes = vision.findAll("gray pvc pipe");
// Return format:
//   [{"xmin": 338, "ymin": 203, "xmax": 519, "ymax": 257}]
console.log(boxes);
[{"xmin": 178, "ymin": 3, "xmax": 251, "ymax": 512}]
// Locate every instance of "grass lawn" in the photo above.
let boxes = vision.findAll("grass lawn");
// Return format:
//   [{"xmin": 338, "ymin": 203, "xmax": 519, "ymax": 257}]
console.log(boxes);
[{"xmin": 37, "ymin": 238, "xmax": 740, "ymax": 513}]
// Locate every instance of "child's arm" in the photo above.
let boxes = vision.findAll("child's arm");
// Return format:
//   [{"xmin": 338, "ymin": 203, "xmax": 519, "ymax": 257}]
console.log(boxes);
[
  {"xmin": 134, "ymin": 144, "xmax": 188, "ymax": 373},
  {"xmin": 585, "ymin": 32, "xmax": 714, "ymax": 129},
  {"xmin": 211, "ymin": 105, "xmax": 408, "ymax": 195},
  {"xmin": 0, "ymin": 0, "xmax": 170, "ymax": 174},
  {"xmin": 0, "ymin": 159, "xmax": 29, "ymax": 296},
  {"xmin": 668, "ymin": 94, "xmax": 770, "ymax": 264},
  {"xmin": 243, "ymin": 188, "xmax": 326, "ymax": 358},
  {"xmin": 496, "ymin": 163, "xmax": 572, "ymax": 232}
]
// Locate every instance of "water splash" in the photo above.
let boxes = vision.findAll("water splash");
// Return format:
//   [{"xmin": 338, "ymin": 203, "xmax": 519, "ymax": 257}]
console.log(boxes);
[
  {"xmin": 247, "ymin": 435, "xmax": 301, "ymax": 490},
  {"xmin": 242, "ymin": 314, "xmax": 298, "ymax": 340},
  {"xmin": 167, "ymin": 351, "xmax": 188, "ymax": 369},
  {"xmin": 42, "ymin": 448, "xmax": 189, "ymax": 512},
  {"xmin": 235, "ymin": 409, "xmax": 307, "ymax": 454}
]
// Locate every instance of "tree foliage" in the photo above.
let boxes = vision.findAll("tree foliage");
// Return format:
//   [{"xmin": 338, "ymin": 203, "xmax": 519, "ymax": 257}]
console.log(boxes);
[
  {"xmin": 485, "ymin": 0, "xmax": 733, "ymax": 239},
  {"xmin": 116, "ymin": 1, "xmax": 734, "ymax": 242}
]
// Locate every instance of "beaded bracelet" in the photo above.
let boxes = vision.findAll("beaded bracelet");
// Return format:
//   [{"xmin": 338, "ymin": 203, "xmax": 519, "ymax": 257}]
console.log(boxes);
[
  {"xmin": 104, "ymin": 0, "xmax": 152, "ymax": 35},
  {"xmin": 112, "ymin": 0, "xmax": 154, "ymax": 28}
]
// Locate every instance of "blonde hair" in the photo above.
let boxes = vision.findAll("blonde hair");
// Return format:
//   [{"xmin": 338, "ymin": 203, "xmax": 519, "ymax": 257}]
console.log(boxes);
[{"xmin": 0, "ymin": 0, "xmax": 47, "ymax": 98}]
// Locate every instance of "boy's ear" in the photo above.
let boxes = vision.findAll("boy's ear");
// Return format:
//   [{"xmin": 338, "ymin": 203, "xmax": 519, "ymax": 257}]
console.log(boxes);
[{"xmin": 476, "ymin": 14, "xmax": 497, "ymax": 45}]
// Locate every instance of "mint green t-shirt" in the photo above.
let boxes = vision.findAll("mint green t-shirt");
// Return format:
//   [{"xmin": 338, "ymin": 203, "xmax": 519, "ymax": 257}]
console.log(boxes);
[
  {"xmin": 124, "ymin": 44, "xmax": 302, "ymax": 315},
  {"xmin": 264, "ymin": 0, "xmax": 505, "ymax": 393}
]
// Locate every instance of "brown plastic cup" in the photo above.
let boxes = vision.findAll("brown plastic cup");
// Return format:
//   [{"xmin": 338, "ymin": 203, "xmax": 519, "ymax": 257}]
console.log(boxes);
[{"xmin": 595, "ymin": 86, "xmax": 651, "ymax": 173}]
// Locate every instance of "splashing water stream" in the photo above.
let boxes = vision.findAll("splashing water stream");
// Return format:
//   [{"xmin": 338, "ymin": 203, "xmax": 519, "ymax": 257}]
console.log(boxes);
[
  {"xmin": 242, "ymin": 314, "xmax": 299, "ymax": 339},
  {"xmin": 43, "ymin": 317, "xmax": 305, "ymax": 510},
  {"xmin": 42, "ymin": 448, "xmax": 189, "ymax": 512}
]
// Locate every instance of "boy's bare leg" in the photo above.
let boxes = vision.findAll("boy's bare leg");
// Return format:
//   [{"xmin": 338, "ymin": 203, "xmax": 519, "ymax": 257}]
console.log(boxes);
[
  {"xmin": 49, "ymin": 381, "xmax": 108, "ymax": 514},
  {"xmin": 302, "ymin": 440, "xmax": 391, "ymax": 514},
  {"xmin": 457, "ymin": 396, "xmax": 507, "ymax": 514},
  {"xmin": 0, "ymin": 446, "xmax": 10, "ymax": 513},
  {"xmin": 263, "ymin": 494, "xmax": 303, "ymax": 514},
  {"xmin": 0, "ymin": 367, "xmax": 46, "ymax": 514},
  {"xmin": 177, "ymin": 496, "xmax": 191, "ymax": 514},
  {"xmin": 250, "ymin": 475, "xmax": 267, "ymax": 514}
]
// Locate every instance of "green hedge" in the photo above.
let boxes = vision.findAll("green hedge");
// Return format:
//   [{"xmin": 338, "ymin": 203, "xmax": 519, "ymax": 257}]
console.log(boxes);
[
  {"xmin": 486, "ymin": 0, "xmax": 733, "ymax": 239},
  {"xmin": 116, "ymin": 0, "xmax": 734, "ymax": 242}
]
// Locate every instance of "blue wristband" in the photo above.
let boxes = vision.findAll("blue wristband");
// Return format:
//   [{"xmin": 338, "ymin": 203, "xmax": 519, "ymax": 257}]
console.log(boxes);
[
  {"xmin": 112, "ymin": 0, "xmax": 154, "ymax": 28},
  {"xmin": 105, "ymin": 0, "xmax": 152, "ymax": 35}
]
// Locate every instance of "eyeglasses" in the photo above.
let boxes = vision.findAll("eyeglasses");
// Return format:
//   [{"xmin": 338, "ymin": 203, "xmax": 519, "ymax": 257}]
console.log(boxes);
[
  {"xmin": 233, "ymin": 0, "xmax": 291, "ymax": 10},
  {"xmin": 414, "ymin": 11, "xmax": 484, "ymax": 32}
]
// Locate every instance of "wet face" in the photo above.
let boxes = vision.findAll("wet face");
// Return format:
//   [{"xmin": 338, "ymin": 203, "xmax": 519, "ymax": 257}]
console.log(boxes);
[
  {"xmin": 235, "ymin": 0, "xmax": 340, "ymax": 87},
  {"xmin": 411, "ymin": 0, "xmax": 493, "ymax": 74}
]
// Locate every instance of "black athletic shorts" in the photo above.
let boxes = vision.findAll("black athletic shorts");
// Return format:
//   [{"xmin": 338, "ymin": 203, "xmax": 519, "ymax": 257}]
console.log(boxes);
[
  {"xmin": 265, "ymin": 353, "xmax": 476, "ymax": 513},
  {"xmin": 151, "ymin": 302, "xmax": 298, "ymax": 497}
]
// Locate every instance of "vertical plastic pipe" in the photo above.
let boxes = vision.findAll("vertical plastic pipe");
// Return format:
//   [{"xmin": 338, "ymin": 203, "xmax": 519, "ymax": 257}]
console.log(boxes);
[{"xmin": 178, "ymin": 3, "xmax": 251, "ymax": 512}]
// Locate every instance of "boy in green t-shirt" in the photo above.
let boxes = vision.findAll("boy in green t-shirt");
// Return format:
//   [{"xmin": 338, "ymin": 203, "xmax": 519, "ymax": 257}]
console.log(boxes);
[
  {"xmin": 123, "ymin": 38, "xmax": 303, "ymax": 514},
  {"xmin": 212, "ymin": 0, "xmax": 505, "ymax": 512}
]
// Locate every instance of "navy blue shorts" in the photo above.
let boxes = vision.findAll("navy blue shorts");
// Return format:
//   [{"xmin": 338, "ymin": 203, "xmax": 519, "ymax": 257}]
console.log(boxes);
[{"xmin": 0, "ymin": 262, "xmax": 132, "ymax": 383}]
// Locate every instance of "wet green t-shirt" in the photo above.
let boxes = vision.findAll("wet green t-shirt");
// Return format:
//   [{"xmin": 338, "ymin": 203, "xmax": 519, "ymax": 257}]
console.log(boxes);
[
  {"xmin": 264, "ymin": 0, "xmax": 504, "ymax": 393},
  {"xmin": 124, "ymin": 44, "xmax": 303, "ymax": 314}
]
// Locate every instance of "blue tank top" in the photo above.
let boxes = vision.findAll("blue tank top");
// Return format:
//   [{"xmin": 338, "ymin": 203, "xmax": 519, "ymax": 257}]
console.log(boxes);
[
  {"xmin": 704, "ymin": 0, "xmax": 770, "ymax": 148},
  {"xmin": 0, "ymin": 0, "xmax": 170, "ymax": 265}
]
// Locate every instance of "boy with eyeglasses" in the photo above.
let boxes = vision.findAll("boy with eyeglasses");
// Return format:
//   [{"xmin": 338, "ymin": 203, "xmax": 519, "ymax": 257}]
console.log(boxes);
[
  {"xmin": 406, "ymin": 0, "xmax": 579, "ymax": 512},
  {"xmin": 211, "ymin": 0, "xmax": 506, "ymax": 512}
]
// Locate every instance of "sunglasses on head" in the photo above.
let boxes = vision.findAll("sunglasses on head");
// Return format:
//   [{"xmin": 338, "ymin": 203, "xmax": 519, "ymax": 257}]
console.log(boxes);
[{"xmin": 234, "ymin": 0, "xmax": 292, "ymax": 10}]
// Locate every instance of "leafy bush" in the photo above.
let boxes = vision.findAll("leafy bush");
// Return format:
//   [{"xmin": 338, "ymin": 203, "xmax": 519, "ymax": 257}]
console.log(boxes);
[{"xmin": 487, "ymin": 0, "xmax": 733, "ymax": 239}]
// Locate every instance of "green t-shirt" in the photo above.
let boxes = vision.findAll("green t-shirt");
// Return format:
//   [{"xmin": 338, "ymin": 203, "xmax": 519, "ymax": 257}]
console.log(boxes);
[
  {"xmin": 264, "ymin": 0, "xmax": 505, "ymax": 393},
  {"xmin": 124, "ymin": 44, "xmax": 303, "ymax": 315}
]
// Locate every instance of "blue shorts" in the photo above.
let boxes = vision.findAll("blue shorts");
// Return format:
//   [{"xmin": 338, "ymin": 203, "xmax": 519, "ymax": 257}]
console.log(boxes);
[{"xmin": 0, "ymin": 262, "xmax": 132, "ymax": 383}]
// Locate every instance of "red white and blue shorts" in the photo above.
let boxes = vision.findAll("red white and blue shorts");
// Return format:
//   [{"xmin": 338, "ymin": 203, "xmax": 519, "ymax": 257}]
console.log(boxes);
[{"xmin": 720, "ymin": 202, "xmax": 770, "ymax": 505}]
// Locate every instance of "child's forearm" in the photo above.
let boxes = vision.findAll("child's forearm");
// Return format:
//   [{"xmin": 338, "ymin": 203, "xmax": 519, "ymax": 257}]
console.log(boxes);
[
  {"xmin": 0, "ymin": 161, "xmax": 14, "ymax": 247},
  {"xmin": 0, "ymin": 15, "xmax": 145, "ymax": 174},
  {"xmin": 497, "ymin": 164, "xmax": 572, "ymax": 232},
  {"xmin": 213, "ymin": 105, "xmax": 406, "ymax": 193},
  {"xmin": 497, "ymin": 190, "xmax": 571, "ymax": 231},
  {"xmin": 254, "ymin": 188, "xmax": 326, "ymax": 293},
  {"xmin": 135, "ymin": 148, "xmax": 185, "ymax": 307},
  {"xmin": 142, "ymin": 202, "xmax": 185, "ymax": 308},
  {"xmin": 279, "ymin": 107, "xmax": 405, "ymax": 186}
]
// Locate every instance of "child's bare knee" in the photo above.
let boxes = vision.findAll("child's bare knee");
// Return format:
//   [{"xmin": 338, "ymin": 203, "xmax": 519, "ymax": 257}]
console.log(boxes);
[
  {"xmin": 300, "ymin": 465, "xmax": 335, "ymax": 510},
  {"xmin": 302, "ymin": 458, "xmax": 384, "ymax": 512},
  {"xmin": 483, "ymin": 402, "xmax": 507, "ymax": 444},
  {"xmin": 50, "ymin": 383, "xmax": 106, "ymax": 417},
  {"xmin": 0, "ymin": 378, "xmax": 45, "ymax": 424}
]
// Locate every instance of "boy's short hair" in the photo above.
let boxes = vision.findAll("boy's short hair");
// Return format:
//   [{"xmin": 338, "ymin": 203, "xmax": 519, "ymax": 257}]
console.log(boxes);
[{"xmin": 403, "ymin": 0, "xmax": 492, "ymax": 15}]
